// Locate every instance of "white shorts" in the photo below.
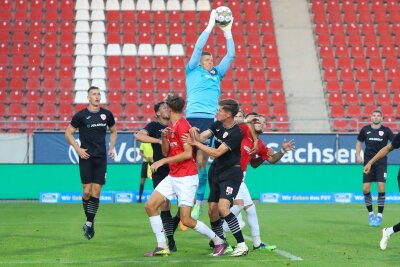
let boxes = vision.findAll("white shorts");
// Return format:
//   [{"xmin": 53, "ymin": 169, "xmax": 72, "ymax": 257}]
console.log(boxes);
[
  {"xmin": 155, "ymin": 174, "xmax": 198, "ymax": 207},
  {"xmin": 235, "ymin": 182, "xmax": 253, "ymax": 206}
]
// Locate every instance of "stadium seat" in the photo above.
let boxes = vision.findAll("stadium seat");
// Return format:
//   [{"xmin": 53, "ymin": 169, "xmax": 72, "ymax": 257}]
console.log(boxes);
[
  {"xmin": 360, "ymin": 93, "xmax": 375, "ymax": 106},
  {"xmin": 347, "ymin": 105, "xmax": 362, "ymax": 118},
  {"xmin": 377, "ymin": 93, "xmax": 391, "ymax": 105},
  {"xmin": 25, "ymin": 91, "xmax": 40, "ymax": 103},
  {"xmin": 331, "ymin": 106, "xmax": 345, "ymax": 118},
  {"xmin": 344, "ymin": 92, "xmax": 359, "ymax": 105}
]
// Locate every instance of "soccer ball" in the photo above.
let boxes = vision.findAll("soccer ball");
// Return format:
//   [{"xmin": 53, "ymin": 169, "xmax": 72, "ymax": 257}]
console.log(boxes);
[{"xmin": 215, "ymin": 6, "xmax": 232, "ymax": 26}]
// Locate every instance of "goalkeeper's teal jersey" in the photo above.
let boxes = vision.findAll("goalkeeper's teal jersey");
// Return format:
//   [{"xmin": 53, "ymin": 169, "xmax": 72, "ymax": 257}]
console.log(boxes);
[{"xmin": 185, "ymin": 31, "xmax": 235, "ymax": 119}]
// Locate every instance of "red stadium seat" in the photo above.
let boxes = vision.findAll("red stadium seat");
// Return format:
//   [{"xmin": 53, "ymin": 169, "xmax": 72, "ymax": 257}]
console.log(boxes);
[
  {"xmin": 328, "ymin": 92, "xmax": 343, "ymax": 105},
  {"xmin": 344, "ymin": 92, "xmax": 359, "ymax": 105},
  {"xmin": 347, "ymin": 105, "xmax": 362, "ymax": 118},
  {"xmin": 360, "ymin": 93, "xmax": 375, "ymax": 105},
  {"xmin": 331, "ymin": 106, "xmax": 345, "ymax": 117}
]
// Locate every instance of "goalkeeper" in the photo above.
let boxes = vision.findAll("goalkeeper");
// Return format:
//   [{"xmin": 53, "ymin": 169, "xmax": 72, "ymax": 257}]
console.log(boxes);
[{"xmin": 185, "ymin": 9, "xmax": 235, "ymax": 219}]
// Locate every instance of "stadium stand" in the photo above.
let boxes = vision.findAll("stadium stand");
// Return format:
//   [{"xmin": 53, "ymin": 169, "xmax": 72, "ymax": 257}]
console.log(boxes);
[{"xmin": 310, "ymin": 0, "xmax": 400, "ymax": 132}]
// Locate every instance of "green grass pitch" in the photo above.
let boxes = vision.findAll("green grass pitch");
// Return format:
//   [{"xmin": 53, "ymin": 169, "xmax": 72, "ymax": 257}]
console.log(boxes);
[{"xmin": 1, "ymin": 203, "xmax": 400, "ymax": 266}]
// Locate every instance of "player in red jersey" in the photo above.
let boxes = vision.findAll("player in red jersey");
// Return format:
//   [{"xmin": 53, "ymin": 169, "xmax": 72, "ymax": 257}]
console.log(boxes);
[
  {"xmin": 143, "ymin": 95, "xmax": 226, "ymax": 257},
  {"xmin": 224, "ymin": 112, "xmax": 295, "ymax": 250}
]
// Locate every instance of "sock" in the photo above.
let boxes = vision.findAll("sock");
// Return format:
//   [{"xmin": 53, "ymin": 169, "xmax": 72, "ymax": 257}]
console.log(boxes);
[
  {"xmin": 82, "ymin": 197, "xmax": 89, "ymax": 218},
  {"xmin": 364, "ymin": 192, "xmax": 373, "ymax": 212},
  {"xmin": 195, "ymin": 200, "xmax": 203, "ymax": 206},
  {"xmin": 386, "ymin": 227, "xmax": 395, "ymax": 235},
  {"xmin": 393, "ymin": 223, "xmax": 400, "ymax": 233},
  {"xmin": 194, "ymin": 220, "xmax": 222, "ymax": 244},
  {"xmin": 211, "ymin": 218, "xmax": 225, "ymax": 240},
  {"xmin": 230, "ymin": 205, "xmax": 243, "ymax": 217},
  {"xmin": 378, "ymin": 192, "xmax": 385, "ymax": 214},
  {"xmin": 149, "ymin": 215, "xmax": 167, "ymax": 248},
  {"xmin": 224, "ymin": 212, "xmax": 244, "ymax": 243},
  {"xmin": 172, "ymin": 210, "xmax": 180, "ymax": 233},
  {"xmin": 160, "ymin": 210, "xmax": 174, "ymax": 243},
  {"xmin": 86, "ymin": 196, "xmax": 99, "ymax": 224},
  {"xmin": 196, "ymin": 167, "xmax": 207, "ymax": 201},
  {"xmin": 139, "ymin": 183, "xmax": 144, "ymax": 201},
  {"xmin": 377, "ymin": 213, "xmax": 383, "ymax": 219},
  {"xmin": 246, "ymin": 205, "xmax": 261, "ymax": 247}
]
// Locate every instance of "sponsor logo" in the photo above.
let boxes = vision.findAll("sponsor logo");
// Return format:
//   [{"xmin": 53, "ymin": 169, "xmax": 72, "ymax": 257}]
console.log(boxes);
[
  {"xmin": 68, "ymin": 138, "xmax": 81, "ymax": 164},
  {"xmin": 367, "ymin": 131, "xmax": 371, "ymax": 134},
  {"xmin": 226, "ymin": 186, "xmax": 233, "ymax": 195},
  {"xmin": 115, "ymin": 192, "xmax": 134, "ymax": 203},
  {"xmin": 41, "ymin": 193, "xmax": 59, "ymax": 203},
  {"xmin": 379, "ymin": 131, "xmax": 384, "ymax": 136},
  {"xmin": 101, "ymin": 114, "xmax": 106, "ymax": 120},
  {"xmin": 261, "ymin": 193, "xmax": 279, "ymax": 203},
  {"xmin": 209, "ymin": 69, "xmax": 216, "ymax": 75},
  {"xmin": 223, "ymin": 132, "xmax": 228, "ymax": 139},
  {"xmin": 334, "ymin": 193, "xmax": 352, "ymax": 203},
  {"xmin": 86, "ymin": 116, "xmax": 91, "ymax": 119}
]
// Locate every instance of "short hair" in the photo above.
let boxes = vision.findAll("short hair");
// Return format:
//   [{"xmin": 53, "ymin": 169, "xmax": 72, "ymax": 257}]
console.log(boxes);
[
  {"xmin": 201, "ymin": 51, "xmax": 212, "ymax": 57},
  {"xmin": 87, "ymin": 86, "xmax": 99, "ymax": 94},
  {"xmin": 218, "ymin": 99, "xmax": 239, "ymax": 117},
  {"xmin": 154, "ymin": 101, "xmax": 166, "ymax": 114},
  {"xmin": 166, "ymin": 94, "xmax": 185, "ymax": 113},
  {"xmin": 245, "ymin": 112, "xmax": 258, "ymax": 118},
  {"xmin": 237, "ymin": 109, "xmax": 245, "ymax": 117},
  {"xmin": 372, "ymin": 110, "xmax": 382, "ymax": 116}
]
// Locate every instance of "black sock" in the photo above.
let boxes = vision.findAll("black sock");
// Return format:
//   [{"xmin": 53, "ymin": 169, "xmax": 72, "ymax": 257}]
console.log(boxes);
[
  {"xmin": 86, "ymin": 196, "xmax": 99, "ymax": 224},
  {"xmin": 82, "ymin": 197, "xmax": 89, "ymax": 218},
  {"xmin": 378, "ymin": 192, "xmax": 385, "ymax": 214},
  {"xmin": 210, "ymin": 218, "xmax": 225, "ymax": 240},
  {"xmin": 160, "ymin": 210, "xmax": 174, "ymax": 243},
  {"xmin": 172, "ymin": 210, "xmax": 180, "ymax": 233},
  {"xmin": 224, "ymin": 212, "xmax": 244, "ymax": 243},
  {"xmin": 393, "ymin": 223, "xmax": 400, "ymax": 233},
  {"xmin": 139, "ymin": 183, "xmax": 144, "ymax": 201},
  {"xmin": 364, "ymin": 192, "xmax": 373, "ymax": 212}
]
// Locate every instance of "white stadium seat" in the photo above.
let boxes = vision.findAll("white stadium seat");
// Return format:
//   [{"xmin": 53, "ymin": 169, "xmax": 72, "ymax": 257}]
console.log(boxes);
[
  {"xmin": 75, "ymin": 44, "xmax": 90, "ymax": 55},
  {"xmin": 138, "ymin": 44, "xmax": 153, "ymax": 56},
  {"xmin": 74, "ymin": 79, "xmax": 90, "ymax": 91},
  {"xmin": 75, "ymin": 0, "xmax": 89, "ymax": 10},
  {"xmin": 91, "ymin": 0, "xmax": 105, "ymax": 10},
  {"xmin": 196, "ymin": 0, "xmax": 211, "ymax": 11},
  {"xmin": 154, "ymin": 44, "xmax": 168, "ymax": 56},
  {"xmin": 75, "ymin": 32, "xmax": 90, "ymax": 44},
  {"xmin": 75, "ymin": 56, "xmax": 90, "ymax": 67},
  {"xmin": 122, "ymin": 44, "xmax": 137, "ymax": 56},
  {"xmin": 151, "ymin": 0, "xmax": 165, "ymax": 10},
  {"xmin": 91, "ymin": 33, "xmax": 106, "ymax": 44},
  {"xmin": 166, "ymin": 0, "xmax": 180, "ymax": 10},
  {"xmin": 106, "ymin": 0, "xmax": 120, "ymax": 10},
  {"xmin": 75, "ymin": 21, "xmax": 90, "ymax": 32},
  {"xmin": 106, "ymin": 44, "xmax": 122, "ymax": 56},
  {"xmin": 91, "ymin": 79, "xmax": 107, "ymax": 91},
  {"xmin": 91, "ymin": 67, "xmax": 106, "ymax": 79},
  {"xmin": 74, "ymin": 67, "xmax": 90, "ymax": 79},
  {"xmin": 121, "ymin": 0, "xmax": 135, "ymax": 10},
  {"xmin": 76, "ymin": 10, "xmax": 90, "ymax": 20},
  {"xmin": 91, "ymin": 21, "xmax": 105, "ymax": 33},
  {"xmin": 169, "ymin": 44, "xmax": 184, "ymax": 56},
  {"xmin": 91, "ymin": 10, "xmax": 105, "ymax": 21},
  {"xmin": 91, "ymin": 44, "xmax": 106, "ymax": 56},
  {"xmin": 181, "ymin": 0, "xmax": 195, "ymax": 10},
  {"xmin": 136, "ymin": 0, "xmax": 150, "ymax": 10},
  {"xmin": 91, "ymin": 56, "xmax": 106, "ymax": 67}
]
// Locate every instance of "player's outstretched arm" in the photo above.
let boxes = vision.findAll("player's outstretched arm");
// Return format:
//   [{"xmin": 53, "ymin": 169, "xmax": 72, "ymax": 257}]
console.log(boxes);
[
  {"xmin": 187, "ymin": 10, "xmax": 217, "ymax": 70},
  {"xmin": 364, "ymin": 144, "xmax": 393, "ymax": 174},
  {"xmin": 216, "ymin": 18, "xmax": 235, "ymax": 77},
  {"xmin": 135, "ymin": 130, "xmax": 162, "ymax": 145},
  {"xmin": 108, "ymin": 125, "xmax": 117, "ymax": 159},
  {"xmin": 267, "ymin": 139, "xmax": 295, "ymax": 164}
]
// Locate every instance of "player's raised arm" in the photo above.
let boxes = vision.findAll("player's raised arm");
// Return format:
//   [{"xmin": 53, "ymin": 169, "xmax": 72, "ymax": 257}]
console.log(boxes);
[
  {"xmin": 186, "ymin": 10, "xmax": 217, "ymax": 70},
  {"xmin": 216, "ymin": 18, "xmax": 235, "ymax": 77}
]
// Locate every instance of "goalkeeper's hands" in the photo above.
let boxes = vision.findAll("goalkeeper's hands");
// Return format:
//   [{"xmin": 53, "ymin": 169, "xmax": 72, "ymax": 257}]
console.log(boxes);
[
  {"xmin": 218, "ymin": 17, "xmax": 234, "ymax": 39},
  {"xmin": 205, "ymin": 9, "xmax": 217, "ymax": 33}
]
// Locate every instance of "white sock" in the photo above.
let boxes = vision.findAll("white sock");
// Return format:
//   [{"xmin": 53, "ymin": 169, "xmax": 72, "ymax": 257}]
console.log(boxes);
[
  {"xmin": 369, "ymin": 211, "xmax": 374, "ymax": 216},
  {"xmin": 194, "ymin": 220, "xmax": 221, "ymax": 243},
  {"xmin": 237, "ymin": 242, "xmax": 248, "ymax": 248},
  {"xmin": 231, "ymin": 205, "xmax": 243, "ymax": 217},
  {"xmin": 85, "ymin": 221, "xmax": 93, "ymax": 227},
  {"xmin": 149, "ymin": 215, "xmax": 167, "ymax": 248},
  {"xmin": 195, "ymin": 200, "xmax": 203, "ymax": 206},
  {"xmin": 386, "ymin": 227, "xmax": 394, "ymax": 236},
  {"xmin": 246, "ymin": 205, "xmax": 261, "ymax": 246},
  {"xmin": 377, "ymin": 213, "xmax": 383, "ymax": 218}
]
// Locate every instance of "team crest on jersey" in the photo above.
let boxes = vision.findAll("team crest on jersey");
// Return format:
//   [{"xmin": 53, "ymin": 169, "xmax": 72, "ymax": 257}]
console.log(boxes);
[
  {"xmin": 226, "ymin": 186, "xmax": 233, "ymax": 195},
  {"xmin": 379, "ymin": 131, "xmax": 384, "ymax": 136},
  {"xmin": 100, "ymin": 114, "xmax": 106, "ymax": 120},
  {"xmin": 223, "ymin": 132, "xmax": 229, "ymax": 139},
  {"xmin": 209, "ymin": 69, "xmax": 216, "ymax": 75}
]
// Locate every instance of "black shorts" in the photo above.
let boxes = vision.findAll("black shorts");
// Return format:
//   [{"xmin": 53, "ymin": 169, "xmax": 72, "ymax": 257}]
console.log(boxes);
[
  {"xmin": 363, "ymin": 162, "xmax": 387, "ymax": 183},
  {"xmin": 141, "ymin": 162, "xmax": 151, "ymax": 178},
  {"xmin": 187, "ymin": 118, "xmax": 214, "ymax": 146},
  {"xmin": 79, "ymin": 157, "xmax": 107, "ymax": 185},
  {"xmin": 152, "ymin": 171, "xmax": 168, "ymax": 189},
  {"xmin": 208, "ymin": 164, "xmax": 242, "ymax": 204}
]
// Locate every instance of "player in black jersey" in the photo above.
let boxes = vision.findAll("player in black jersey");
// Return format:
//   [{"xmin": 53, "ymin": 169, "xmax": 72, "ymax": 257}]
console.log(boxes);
[
  {"xmin": 65, "ymin": 86, "xmax": 117, "ymax": 240},
  {"xmin": 356, "ymin": 110, "xmax": 394, "ymax": 226},
  {"xmin": 186, "ymin": 99, "xmax": 249, "ymax": 256},
  {"xmin": 363, "ymin": 133, "xmax": 400, "ymax": 250},
  {"xmin": 135, "ymin": 101, "xmax": 179, "ymax": 252}
]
